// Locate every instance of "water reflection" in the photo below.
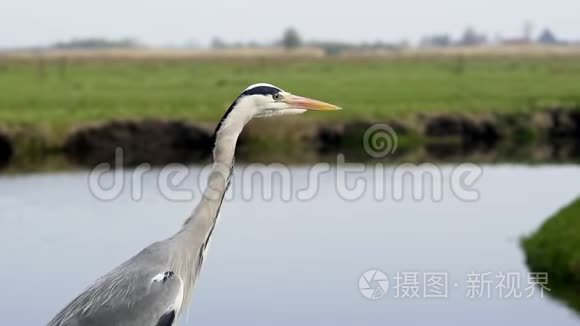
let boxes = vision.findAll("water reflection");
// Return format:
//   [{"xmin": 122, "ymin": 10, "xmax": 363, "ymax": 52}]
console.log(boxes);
[
  {"xmin": 0, "ymin": 165, "xmax": 579, "ymax": 325},
  {"xmin": 3, "ymin": 136, "xmax": 580, "ymax": 175}
]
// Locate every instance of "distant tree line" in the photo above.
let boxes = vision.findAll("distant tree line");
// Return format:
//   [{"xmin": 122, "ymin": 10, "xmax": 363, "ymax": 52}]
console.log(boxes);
[
  {"xmin": 209, "ymin": 25, "xmax": 574, "ymax": 56},
  {"xmin": 52, "ymin": 38, "xmax": 140, "ymax": 50},
  {"xmin": 210, "ymin": 27, "xmax": 408, "ymax": 55},
  {"xmin": 43, "ymin": 24, "xmax": 576, "ymax": 54},
  {"xmin": 211, "ymin": 27, "xmax": 304, "ymax": 50},
  {"xmin": 420, "ymin": 25, "xmax": 567, "ymax": 48}
]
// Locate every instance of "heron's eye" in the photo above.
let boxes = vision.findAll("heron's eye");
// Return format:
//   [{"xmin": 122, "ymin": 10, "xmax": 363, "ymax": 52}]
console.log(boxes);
[{"xmin": 273, "ymin": 93, "xmax": 283, "ymax": 101}]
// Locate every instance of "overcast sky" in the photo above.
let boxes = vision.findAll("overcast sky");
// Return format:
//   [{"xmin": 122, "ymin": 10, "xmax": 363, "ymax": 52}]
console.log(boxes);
[{"xmin": 1, "ymin": 0, "xmax": 579, "ymax": 47}]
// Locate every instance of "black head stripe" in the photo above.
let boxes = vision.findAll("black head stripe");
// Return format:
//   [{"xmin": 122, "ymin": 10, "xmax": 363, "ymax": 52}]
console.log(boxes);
[{"xmin": 241, "ymin": 85, "xmax": 281, "ymax": 96}]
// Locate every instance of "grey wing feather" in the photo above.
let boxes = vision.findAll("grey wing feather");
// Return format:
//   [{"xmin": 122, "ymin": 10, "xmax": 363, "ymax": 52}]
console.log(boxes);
[{"xmin": 48, "ymin": 242, "xmax": 184, "ymax": 326}]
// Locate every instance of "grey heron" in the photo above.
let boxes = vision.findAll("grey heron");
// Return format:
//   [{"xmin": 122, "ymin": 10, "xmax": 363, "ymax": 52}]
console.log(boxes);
[{"xmin": 48, "ymin": 83, "xmax": 341, "ymax": 326}]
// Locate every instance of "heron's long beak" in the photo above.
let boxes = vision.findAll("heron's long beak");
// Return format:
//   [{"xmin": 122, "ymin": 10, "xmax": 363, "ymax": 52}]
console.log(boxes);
[{"xmin": 285, "ymin": 94, "xmax": 342, "ymax": 111}]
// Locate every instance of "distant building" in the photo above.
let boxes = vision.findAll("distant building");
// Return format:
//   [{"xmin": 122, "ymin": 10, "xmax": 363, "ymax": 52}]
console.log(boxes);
[
  {"xmin": 501, "ymin": 21, "xmax": 537, "ymax": 46},
  {"xmin": 501, "ymin": 38, "xmax": 532, "ymax": 46},
  {"xmin": 523, "ymin": 21, "xmax": 534, "ymax": 43},
  {"xmin": 458, "ymin": 27, "xmax": 488, "ymax": 46},
  {"xmin": 210, "ymin": 37, "xmax": 228, "ymax": 49},
  {"xmin": 420, "ymin": 34, "xmax": 452, "ymax": 48}
]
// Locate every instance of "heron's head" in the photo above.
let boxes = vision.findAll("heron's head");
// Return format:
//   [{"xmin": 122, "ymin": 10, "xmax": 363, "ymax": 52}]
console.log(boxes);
[
  {"xmin": 234, "ymin": 83, "xmax": 342, "ymax": 118},
  {"xmin": 214, "ymin": 83, "xmax": 341, "ymax": 137}
]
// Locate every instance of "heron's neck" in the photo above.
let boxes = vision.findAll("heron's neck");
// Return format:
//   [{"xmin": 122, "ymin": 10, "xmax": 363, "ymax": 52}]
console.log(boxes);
[
  {"xmin": 183, "ymin": 103, "xmax": 253, "ymax": 230},
  {"xmin": 170, "ymin": 105, "xmax": 253, "ymax": 308}
]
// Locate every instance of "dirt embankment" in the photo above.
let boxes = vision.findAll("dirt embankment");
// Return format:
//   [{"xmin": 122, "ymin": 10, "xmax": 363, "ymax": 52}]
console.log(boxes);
[
  {"xmin": 314, "ymin": 109, "xmax": 580, "ymax": 161},
  {"xmin": 3, "ymin": 108, "xmax": 580, "ymax": 169},
  {"xmin": 64, "ymin": 120, "xmax": 214, "ymax": 166},
  {"xmin": 0, "ymin": 131, "xmax": 13, "ymax": 167}
]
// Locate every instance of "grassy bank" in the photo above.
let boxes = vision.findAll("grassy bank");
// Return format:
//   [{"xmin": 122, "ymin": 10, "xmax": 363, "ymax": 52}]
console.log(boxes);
[
  {"xmin": 1, "ymin": 56, "xmax": 580, "ymax": 168},
  {"xmin": 523, "ymin": 197, "xmax": 580, "ymax": 312},
  {"xmin": 1, "ymin": 56, "xmax": 580, "ymax": 127}
]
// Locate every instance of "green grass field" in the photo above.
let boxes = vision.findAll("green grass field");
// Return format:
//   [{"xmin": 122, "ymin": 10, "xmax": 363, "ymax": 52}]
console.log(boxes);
[{"xmin": 1, "ymin": 56, "xmax": 580, "ymax": 128}]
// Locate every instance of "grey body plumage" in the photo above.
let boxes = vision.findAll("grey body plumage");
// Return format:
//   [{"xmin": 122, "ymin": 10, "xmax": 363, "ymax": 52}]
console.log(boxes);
[{"xmin": 48, "ymin": 83, "xmax": 341, "ymax": 326}]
